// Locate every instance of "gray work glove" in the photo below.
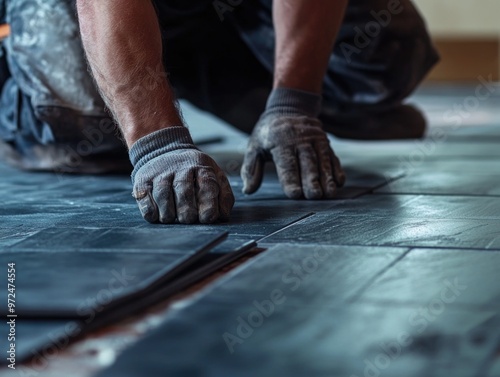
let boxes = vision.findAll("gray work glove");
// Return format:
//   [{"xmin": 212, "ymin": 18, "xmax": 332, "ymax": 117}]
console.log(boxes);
[
  {"xmin": 129, "ymin": 126, "xmax": 235, "ymax": 224},
  {"xmin": 241, "ymin": 88, "xmax": 345, "ymax": 199}
]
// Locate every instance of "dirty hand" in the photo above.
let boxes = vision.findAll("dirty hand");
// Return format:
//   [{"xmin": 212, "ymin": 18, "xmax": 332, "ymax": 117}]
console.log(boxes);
[
  {"xmin": 130, "ymin": 127, "xmax": 235, "ymax": 224},
  {"xmin": 241, "ymin": 88, "xmax": 345, "ymax": 199}
]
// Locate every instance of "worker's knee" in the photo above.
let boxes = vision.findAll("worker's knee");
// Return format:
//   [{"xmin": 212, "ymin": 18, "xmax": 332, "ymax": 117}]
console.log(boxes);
[
  {"xmin": 4, "ymin": 0, "xmax": 105, "ymax": 118},
  {"xmin": 0, "ymin": 0, "xmax": 112, "ymax": 148},
  {"xmin": 326, "ymin": 0, "xmax": 438, "ymax": 110},
  {"xmin": 342, "ymin": 0, "xmax": 429, "ymax": 39},
  {"xmin": 0, "ymin": 1, "xmax": 129, "ymax": 165}
]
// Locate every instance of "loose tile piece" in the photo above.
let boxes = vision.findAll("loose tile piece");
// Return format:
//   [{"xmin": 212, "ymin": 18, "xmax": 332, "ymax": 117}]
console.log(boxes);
[
  {"xmin": 11, "ymin": 228, "xmax": 227, "ymax": 253},
  {"xmin": 0, "ymin": 231, "xmax": 226, "ymax": 317}
]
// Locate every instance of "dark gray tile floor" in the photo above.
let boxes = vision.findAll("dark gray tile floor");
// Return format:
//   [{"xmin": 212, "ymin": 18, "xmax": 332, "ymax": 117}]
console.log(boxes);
[
  {"xmin": 191, "ymin": 244, "xmax": 409, "ymax": 307},
  {"xmin": 98, "ymin": 298, "xmax": 500, "ymax": 377},
  {"xmin": 376, "ymin": 172, "xmax": 500, "ymax": 196},
  {"xmin": 1, "ymin": 85, "xmax": 500, "ymax": 376},
  {"xmin": 359, "ymin": 248, "xmax": 500, "ymax": 310}
]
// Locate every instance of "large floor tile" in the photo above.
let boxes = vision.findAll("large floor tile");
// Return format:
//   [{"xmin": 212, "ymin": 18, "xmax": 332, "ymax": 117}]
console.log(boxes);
[
  {"xmin": 359, "ymin": 248, "xmax": 500, "ymax": 310},
  {"xmin": 264, "ymin": 214, "xmax": 500, "ymax": 249},
  {"xmin": 328, "ymin": 194, "xmax": 500, "ymax": 220},
  {"xmin": 97, "ymin": 300, "xmax": 499, "ymax": 377},
  {"xmin": 376, "ymin": 172, "xmax": 500, "ymax": 196},
  {"xmin": 189, "ymin": 244, "xmax": 408, "ymax": 307}
]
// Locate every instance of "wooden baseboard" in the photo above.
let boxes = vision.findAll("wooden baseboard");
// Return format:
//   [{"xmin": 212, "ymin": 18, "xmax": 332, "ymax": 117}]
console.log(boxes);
[
  {"xmin": 0, "ymin": 24, "xmax": 10, "ymax": 41},
  {"xmin": 427, "ymin": 37, "xmax": 499, "ymax": 81}
]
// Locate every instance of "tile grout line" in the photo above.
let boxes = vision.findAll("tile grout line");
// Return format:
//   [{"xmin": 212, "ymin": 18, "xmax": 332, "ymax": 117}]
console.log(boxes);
[
  {"xmin": 257, "ymin": 212, "xmax": 317, "ymax": 243},
  {"xmin": 350, "ymin": 174, "xmax": 407, "ymax": 200},
  {"xmin": 265, "ymin": 242, "xmax": 500, "ymax": 253},
  {"xmin": 352, "ymin": 297, "xmax": 500, "ymax": 310},
  {"xmin": 348, "ymin": 247, "xmax": 414, "ymax": 303},
  {"xmin": 373, "ymin": 192, "xmax": 500, "ymax": 198}
]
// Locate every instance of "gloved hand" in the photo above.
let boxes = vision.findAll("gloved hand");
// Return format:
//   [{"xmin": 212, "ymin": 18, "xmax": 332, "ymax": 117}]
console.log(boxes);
[
  {"xmin": 129, "ymin": 126, "xmax": 235, "ymax": 224},
  {"xmin": 241, "ymin": 88, "xmax": 345, "ymax": 199}
]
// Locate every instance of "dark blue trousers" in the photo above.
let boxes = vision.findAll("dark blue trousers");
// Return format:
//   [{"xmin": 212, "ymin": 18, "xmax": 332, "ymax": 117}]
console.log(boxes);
[{"xmin": 0, "ymin": 0, "xmax": 438, "ymax": 157}]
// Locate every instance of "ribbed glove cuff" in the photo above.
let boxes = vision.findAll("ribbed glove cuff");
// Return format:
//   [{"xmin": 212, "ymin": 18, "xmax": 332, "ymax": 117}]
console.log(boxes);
[
  {"xmin": 129, "ymin": 126, "xmax": 196, "ymax": 178},
  {"xmin": 265, "ymin": 87, "xmax": 322, "ymax": 118}
]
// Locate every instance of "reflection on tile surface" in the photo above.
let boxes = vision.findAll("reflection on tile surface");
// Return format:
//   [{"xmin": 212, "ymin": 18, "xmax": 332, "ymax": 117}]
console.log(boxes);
[{"xmin": 2, "ymin": 84, "xmax": 500, "ymax": 375}]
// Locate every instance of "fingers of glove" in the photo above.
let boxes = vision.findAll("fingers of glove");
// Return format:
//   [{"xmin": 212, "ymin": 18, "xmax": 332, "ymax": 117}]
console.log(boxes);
[
  {"xmin": 152, "ymin": 178, "xmax": 176, "ymax": 224},
  {"xmin": 133, "ymin": 187, "xmax": 159, "ymax": 223},
  {"xmin": 217, "ymin": 171, "xmax": 235, "ymax": 222},
  {"xmin": 297, "ymin": 144, "xmax": 323, "ymax": 200},
  {"xmin": 271, "ymin": 146, "xmax": 303, "ymax": 199},
  {"xmin": 195, "ymin": 168, "xmax": 220, "ymax": 224},
  {"xmin": 173, "ymin": 170, "xmax": 199, "ymax": 224},
  {"xmin": 330, "ymin": 150, "xmax": 346, "ymax": 187},
  {"xmin": 241, "ymin": 146, "xmax": 265, "ymax": 195},
  {"xmin": 315, "ymin": 141, "xmax": 338, "ymax": 199}
]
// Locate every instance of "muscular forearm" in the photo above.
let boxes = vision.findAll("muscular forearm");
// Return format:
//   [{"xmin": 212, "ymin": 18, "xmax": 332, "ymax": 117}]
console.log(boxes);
[
  {"xmin": 241, "ymin": 1, "xmax": 348, "ymax": 199},
  {"xmin": 77, "ymin": 0, "xmax": 182, "ymax": 147},
  {"xmin": 273, "ymin": 0, "xmax": 348, "ymax": 94}
]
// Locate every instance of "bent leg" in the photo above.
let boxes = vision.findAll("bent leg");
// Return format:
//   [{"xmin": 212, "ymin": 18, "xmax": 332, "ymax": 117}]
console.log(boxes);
[
  {"xmin": 230, "ymin": 0, "xmax": 438, "ymax": 111},
  {"xmin": 316, "ymin": 0, "xmax": 439, "ymax": 139},
  {"xmin": 325, "ymin": 0, "xmax": 439, "ymax": 112},
  {"xmin": 0, "ymin": 0, "xmax": 129, "ymax": 172},
  {"xmin": 172, "ymin": 0, "xmax": 437, "ymax": 138}
]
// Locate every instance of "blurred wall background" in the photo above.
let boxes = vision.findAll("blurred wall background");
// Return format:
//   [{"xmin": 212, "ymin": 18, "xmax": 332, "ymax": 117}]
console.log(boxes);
[
  {"xmin": 1, "ymin": 2, "xmax": 496, "ymax": 81},
  {"xmin": 414, "ymin": 0, "xmax": 500, "ymax": 81}
]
